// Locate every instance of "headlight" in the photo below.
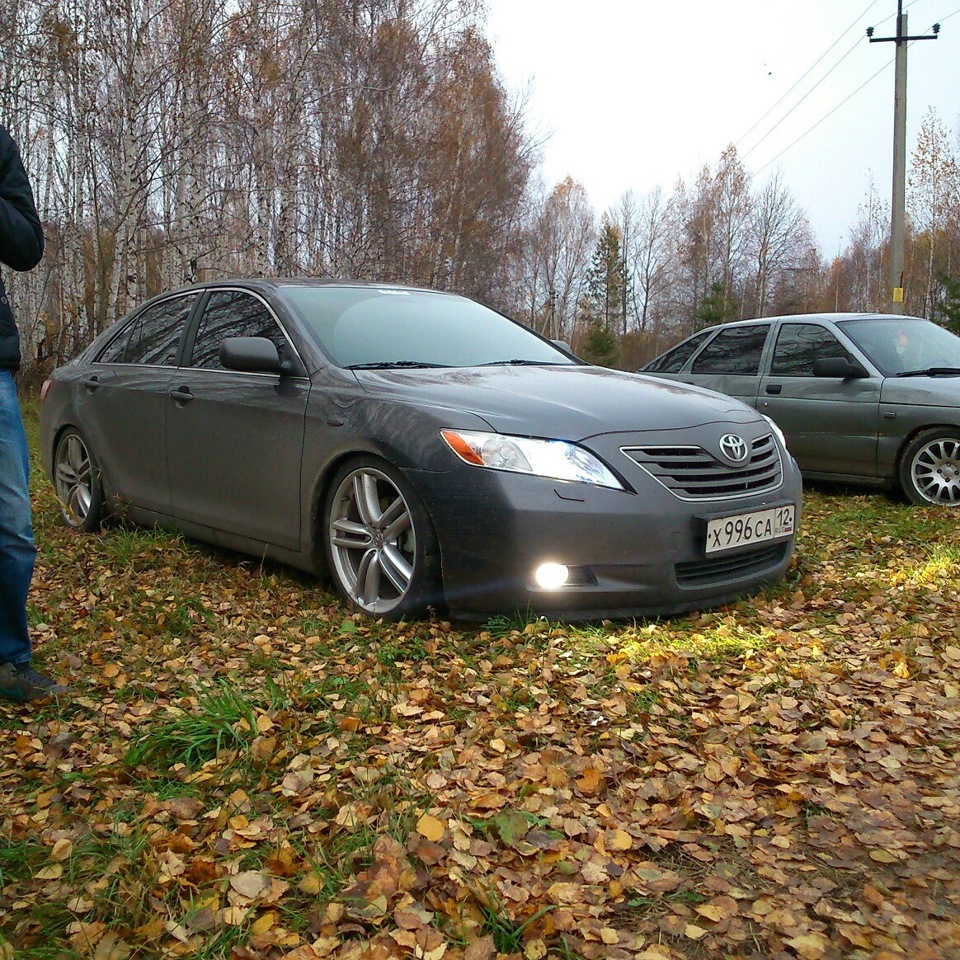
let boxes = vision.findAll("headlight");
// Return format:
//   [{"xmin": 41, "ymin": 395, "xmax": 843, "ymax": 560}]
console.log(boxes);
[
  {"xmin": 763, "ymin": 415, "xmax": 788, "ymax": 452},
  {"xmin": 441, "ymin": 429, "xmax": 624, "ymax": 489}
]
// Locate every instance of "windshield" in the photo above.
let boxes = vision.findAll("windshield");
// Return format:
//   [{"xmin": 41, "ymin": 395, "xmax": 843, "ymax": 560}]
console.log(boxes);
[
  {"xmin": 279, "ymin": 285, "xmax": 575, "ymax": 369},
  {"xmin": 838, "ymin": 316, "xmax": 960, "ymax": 376}
]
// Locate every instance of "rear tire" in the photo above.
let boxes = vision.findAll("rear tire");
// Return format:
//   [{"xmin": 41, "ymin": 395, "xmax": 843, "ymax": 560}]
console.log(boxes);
[
  {"xmin": 899, "ymin": 428, "xmax": 960, "ymax": 506},
  {"xmin": 53, "ymin": 428, "xmax": 106, "ymax": 530},
  {"xmin": 323, "ymin": 456, "xmax": 442, "ymax": 618}
]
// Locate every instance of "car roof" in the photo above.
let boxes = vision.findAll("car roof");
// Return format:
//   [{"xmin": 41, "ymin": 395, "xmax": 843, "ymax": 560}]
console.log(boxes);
[
  {"xmin": 154, "ymin": 277, "xmax": 452, "ymax": 298},
  {"xmin": 694, "ymin": 312, "xmax": 923, "ymax": 335}
]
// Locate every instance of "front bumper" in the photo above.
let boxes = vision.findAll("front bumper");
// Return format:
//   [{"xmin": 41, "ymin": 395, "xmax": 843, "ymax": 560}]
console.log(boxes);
[{"xmin": 409, "ymin": 444, "xmax": 802, "ymax": 621}]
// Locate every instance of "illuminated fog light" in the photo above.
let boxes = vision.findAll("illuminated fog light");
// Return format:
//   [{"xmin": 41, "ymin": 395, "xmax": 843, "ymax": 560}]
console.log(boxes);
[{"xmin": 534, "ymin": 562, "xmax": 570, "ymax": 590}]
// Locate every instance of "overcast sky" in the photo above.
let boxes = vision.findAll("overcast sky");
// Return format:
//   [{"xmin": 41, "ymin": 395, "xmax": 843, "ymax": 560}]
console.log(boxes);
[{"xmin": 485, "ymin": 0, "xmax": 960, "ymax": 256}]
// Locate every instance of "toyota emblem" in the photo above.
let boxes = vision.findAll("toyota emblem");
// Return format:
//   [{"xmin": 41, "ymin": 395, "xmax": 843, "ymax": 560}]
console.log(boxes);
[{"xmin": 719, "ymin": 434, "xmax": 749, "ymax": 464}]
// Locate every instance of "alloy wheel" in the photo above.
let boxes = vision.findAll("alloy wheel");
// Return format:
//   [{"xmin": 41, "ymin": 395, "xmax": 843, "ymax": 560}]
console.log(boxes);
[
  {"xmin": 55, "ymin": 432, "xmax": 94, "ymax": 527},
  {"xmin": 910, "ymin": 437, "xmax": 960, "ymax": 505},
  {"xmin": 327, "ymin": 466, "xmax": 417, "ymax": 615}
]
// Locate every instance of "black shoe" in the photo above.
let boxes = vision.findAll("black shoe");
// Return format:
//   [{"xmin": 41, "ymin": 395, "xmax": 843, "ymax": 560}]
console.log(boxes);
[{"xmin": 0, "ymin": 661, "xmax": 69, "ymax": 702}]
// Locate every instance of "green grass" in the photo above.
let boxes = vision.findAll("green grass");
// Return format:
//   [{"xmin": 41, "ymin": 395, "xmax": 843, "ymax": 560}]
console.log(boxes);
[{"xmin": 124, "ymin": 680, "xmax": 259, "ymax": 769}]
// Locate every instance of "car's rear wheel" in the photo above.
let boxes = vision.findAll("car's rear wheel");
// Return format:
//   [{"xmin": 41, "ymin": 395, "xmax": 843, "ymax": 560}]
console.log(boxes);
[
  {"xmin": 53, "ymin": 428, "xmax": 105, "ymax": 530},
  {"xmin": 899, "ymin": 428, "xmax": 960, "ymax": 506},
  {"xmin": 324, "ymin": 456, "xmax": 442, "ymax": 618}
]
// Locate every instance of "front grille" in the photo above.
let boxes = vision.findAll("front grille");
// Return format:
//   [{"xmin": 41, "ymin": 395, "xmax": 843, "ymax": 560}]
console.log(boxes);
[
  {"xmin": 675, "ymin": 543, "xmax": 786, "ymax": 587},
  {"xmin": 622, "ymin": 434, "xmax": 782, "ymax": 500}
]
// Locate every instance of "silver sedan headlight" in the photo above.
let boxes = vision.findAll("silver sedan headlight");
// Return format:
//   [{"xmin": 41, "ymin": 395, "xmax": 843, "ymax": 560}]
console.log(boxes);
[
  {"xmin": 763, "ymin": 414, "xmax": 788, "ymax": 452},
  {"xmin": 441, "ymin": 429, "xmax": 624, "ymax": 489}
]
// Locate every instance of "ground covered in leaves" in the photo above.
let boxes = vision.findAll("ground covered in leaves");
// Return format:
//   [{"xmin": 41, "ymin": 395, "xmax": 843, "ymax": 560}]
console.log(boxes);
[{"xmin": 3, "ymin": 412, "xmax": 960, "ymax": 960}]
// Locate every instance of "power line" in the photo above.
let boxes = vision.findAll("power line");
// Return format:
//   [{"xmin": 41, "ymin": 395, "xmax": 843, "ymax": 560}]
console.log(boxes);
[
  {"xmin": 738, "ymin": 0, "xmax": 932, "ymax": 164},
  {"xmin": 735, "ymin": 0, "xmax": 883, "ymax": 151},
  {"xmin": 741, "ymin": 36, "xmax": 863, "ymax": 161},
  {"xmin": 751, "ymin": 2, "xmax": 950, "ymax": 177},
  {"xmin": 754, "ymin": 57, "xmax": 892, "ymax": 176}
]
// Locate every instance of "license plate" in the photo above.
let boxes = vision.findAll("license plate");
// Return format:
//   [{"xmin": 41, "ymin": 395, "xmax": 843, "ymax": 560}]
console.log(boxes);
[{"xmin": 705, "ymin": 505, "xmax": 796, "ymax": 555}]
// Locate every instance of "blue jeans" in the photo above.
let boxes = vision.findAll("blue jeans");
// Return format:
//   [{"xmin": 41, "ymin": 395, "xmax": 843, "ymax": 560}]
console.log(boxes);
[{"xmin": 0, "ymin": 370, "xmax": 35, "ymax": 666}]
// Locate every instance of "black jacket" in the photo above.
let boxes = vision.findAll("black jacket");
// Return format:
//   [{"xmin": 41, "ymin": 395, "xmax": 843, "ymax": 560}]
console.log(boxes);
[{"xmin": 0, "ymin": 124, "xmax": 44, "ymax": 371}]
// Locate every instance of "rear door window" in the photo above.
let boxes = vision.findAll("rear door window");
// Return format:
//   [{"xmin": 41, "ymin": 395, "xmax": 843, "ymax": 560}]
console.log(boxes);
[
  {"xmin": 646, "ymin": 330, "xmax": 712, "ymax": 373},
  {"xmin": 98, "ymin": 295, "xmax": 196, "ymax": 365},
  {"xmin": 691, "ymin": 325, "xmax": 770, "ymax": 375}
]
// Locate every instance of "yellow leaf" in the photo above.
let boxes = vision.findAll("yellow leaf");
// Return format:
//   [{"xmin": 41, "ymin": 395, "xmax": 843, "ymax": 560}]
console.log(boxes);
[
  {"xmin": 696, "ymin": 904, "xmax": 725, "ymax": 922},
  {"xmin": 221, "ymin": 906, "xmax": 249, "ymax": 926},
  {"xmin": 869, "ymin": 849, "xmax": 898, "ymax": 863},
  {"xmin": 607, "ymin": 829, "xmax": 632, "ymax": 851},
  {"xmin": 52, "ymin": 838, "xmax": 74, "ymax": 861},
  {"xmin": 417, "ymin": 813, "xmax": 446, "ymax": 843},
  {"xmin": 524, "ymin": 940, "xmax": 547, "ymax": 960},
  {"xmin": 600, "ymin": 927, "xmax": 619, "ymax": 944},
  {"xmin": 786, "ymin": 932, "xmax": 830, "ymax": 959},
  {"xmin": 250, "ymin": 912, "xmax": 276, "ymax": 935},
  {"xmin": 703, "ymin": 761, "xmax": 724, "ymax": 783},
  {"xmin": 298, "ymin": 872, "xmax": 323, "ymax": 895},
  {"xmin": 684, "ymin": 923, "xmax": 709, "ymax": 940},
  {"xmin": 102, "ymin": 664, "xmax": 120, "ymax": 678},
  {"xmin": 36, "ymin": 864, "xmax": 63, "ymax": 880}
]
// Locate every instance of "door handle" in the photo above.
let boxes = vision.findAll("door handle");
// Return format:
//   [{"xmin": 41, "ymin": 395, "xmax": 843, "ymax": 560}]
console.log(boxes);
[
  {"xmin": 765, "ymin": 384, "xmax": 782, "ymax": 395},
  {"xmin": 168, "ymin": 385, "xmax": 194, "ymax": 404},
  {"xmin": 82, "ymin": 376, "xmax": 100, "ymax": 391}
]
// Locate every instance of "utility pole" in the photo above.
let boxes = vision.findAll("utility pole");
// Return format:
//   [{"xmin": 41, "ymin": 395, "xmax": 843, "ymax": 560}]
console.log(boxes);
[{"xmin": 868, "ymin": 3, "xmax": 940, "ymax": 308}]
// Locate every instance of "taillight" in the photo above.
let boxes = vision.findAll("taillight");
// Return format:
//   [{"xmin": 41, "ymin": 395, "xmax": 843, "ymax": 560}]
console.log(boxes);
[{"xmin": 40, "ymin": 379, "xmax": 52, "ymax": 402}]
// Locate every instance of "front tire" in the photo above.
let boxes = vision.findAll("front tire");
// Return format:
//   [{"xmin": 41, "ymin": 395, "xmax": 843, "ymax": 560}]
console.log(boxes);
[
  {"xmin": 899, "ymin": 428, "xmax": 960, "ymax": 506},
  {"xmin": 323, "ymin": 456, "xmax": 442, "ymax": 618},
  {"xmin": 53, "ymin": 428, "xmax": 106, "ymax": 530}
]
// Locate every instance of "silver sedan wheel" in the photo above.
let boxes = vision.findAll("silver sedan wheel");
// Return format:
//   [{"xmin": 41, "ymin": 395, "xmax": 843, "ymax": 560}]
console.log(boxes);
[
  {"xmin": 327, "ymin": 466, "xmax": 417, "ymax": 615},
  {"xmin": 55, "ymin": 432, "xmax": 94, "ymax": 527},
  {"xmin": 909, "ymin": 436, "xmax": 960, "ymax": 505}
]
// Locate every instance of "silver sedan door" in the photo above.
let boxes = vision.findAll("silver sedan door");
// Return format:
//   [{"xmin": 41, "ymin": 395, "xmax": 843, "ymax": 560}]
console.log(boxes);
[
  {"xmin": 758, "ymin": 322, "xmax": 881, "ymax": 478},
  {"xmin": 680, "ymin": 324, "xmax": 771, "ymax": 409}
]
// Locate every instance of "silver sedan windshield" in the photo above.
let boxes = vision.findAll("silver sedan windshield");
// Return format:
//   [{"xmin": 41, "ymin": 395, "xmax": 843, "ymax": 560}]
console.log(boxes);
[{"xmin": 839, "ymin": 317, "xmax": 960, "ymax": 376}]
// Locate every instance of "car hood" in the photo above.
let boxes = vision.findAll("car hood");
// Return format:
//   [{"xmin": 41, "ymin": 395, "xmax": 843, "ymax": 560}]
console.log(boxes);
[
  {"xmin": 351, "ymin": 365, "xmax": 761, "ymax": 438},
  {"xmin": 880, "ymin": 375, "xmax": 960, "ymax": 407}
]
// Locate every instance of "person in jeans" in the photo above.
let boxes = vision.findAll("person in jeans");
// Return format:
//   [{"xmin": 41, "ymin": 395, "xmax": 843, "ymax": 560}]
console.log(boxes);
[{"xmin": 0, "ymin": 121, "xmax": 66, "ymax": 701}]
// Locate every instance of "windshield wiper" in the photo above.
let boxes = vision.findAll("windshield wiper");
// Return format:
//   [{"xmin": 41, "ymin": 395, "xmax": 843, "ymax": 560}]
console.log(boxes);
[
  {"xmin": 346, "ymin": 360, "xmax": 451, "ymax": 370},
  {"xmin": 895, "ymin": 367, "xmax": 960, "ymax": 377},
  {"xmin": 479, "ymin": 359, "xmax": 559, "ymax": 367}
]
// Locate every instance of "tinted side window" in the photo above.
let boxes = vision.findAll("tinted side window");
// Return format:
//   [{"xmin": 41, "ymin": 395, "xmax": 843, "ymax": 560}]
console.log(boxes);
[
  {"xmin": 772, "ymin": 324, "xmax": 851, "ymax": 376},
  {"xmin": 647, "ymin": 330, "xmax": 712, "ymax": 373},
  {"xmin": 691, "ymin": 325, "xmax": 770, "ymax": 375},
  {"xmin": 98, "ymin": 295, "xmax": 196, "ymax": 365},
  {"xmin": 190, "ymin": 291, "xmax": 289, "ymax": 370}
]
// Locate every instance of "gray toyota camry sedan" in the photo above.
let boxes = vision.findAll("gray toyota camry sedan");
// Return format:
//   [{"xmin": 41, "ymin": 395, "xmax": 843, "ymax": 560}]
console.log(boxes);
[
  {"xmin": 39, "ymin": 280, "xmax": 801, "ymax": 620},
  {"xmin": 643, "ymin": 313, "xmax": 960, "ymax": 506}
]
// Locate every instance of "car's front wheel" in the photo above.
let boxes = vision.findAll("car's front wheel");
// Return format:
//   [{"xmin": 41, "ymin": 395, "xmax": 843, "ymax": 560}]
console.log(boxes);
[
  {"xmin": 899, "ymin": 428, "xmax": 960, "ymax": 506},
  {"xmin": 323, "ymin": 456, "xmax": 442, "ymax": 618},
  {"xmin": 53, "ymin": 428, "xmax": 106, "ymax": 530}
]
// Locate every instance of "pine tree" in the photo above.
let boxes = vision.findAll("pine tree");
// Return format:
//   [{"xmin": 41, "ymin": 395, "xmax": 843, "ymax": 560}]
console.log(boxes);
[{"xmin": 586, "ymin": 219, "xmax": 630, "ymax": 333}]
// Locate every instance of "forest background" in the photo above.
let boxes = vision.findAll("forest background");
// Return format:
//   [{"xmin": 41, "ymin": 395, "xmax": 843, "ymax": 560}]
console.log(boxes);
[{"xmin": 4, "ymin": 0, "xmax": 960, "ymax": 377}]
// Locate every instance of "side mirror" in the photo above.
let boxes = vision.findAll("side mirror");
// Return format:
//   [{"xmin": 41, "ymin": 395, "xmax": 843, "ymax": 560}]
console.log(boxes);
[
  {"xmin": 812, "ymin": 356, "xmax": 869, "ymax": 379},
  {"xmin": 552, "ymin": 339, "xmax": 573, "ymax": 353},
  {"xmin": 220, "ymin": 337, "xmax": 283, "ymax": 374}
]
